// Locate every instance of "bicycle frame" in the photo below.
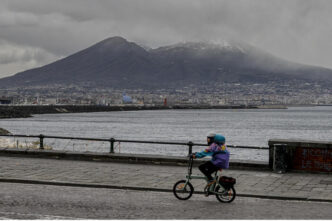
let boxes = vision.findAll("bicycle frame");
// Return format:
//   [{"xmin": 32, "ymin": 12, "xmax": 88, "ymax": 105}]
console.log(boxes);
[
  {"xmin": 185, "ymin": 156, "xmax": 206, "ymax": 180},
  {"xmin": 183, "ymin": 156, "xmax": 222, "ymax": 193}
]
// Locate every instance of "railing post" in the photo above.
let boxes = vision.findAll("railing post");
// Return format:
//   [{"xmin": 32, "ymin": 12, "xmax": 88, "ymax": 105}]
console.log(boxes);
[
  {"xmin": 187, "ymin": 141, "xmax": 193, "ymax": 156},
  {"xmin": 39, "ymin": 134, "xmax": 44, "ymax": 150},
  {"xmin": 110, "ymin": 138, "xmax": 115, "ymax": 153}
]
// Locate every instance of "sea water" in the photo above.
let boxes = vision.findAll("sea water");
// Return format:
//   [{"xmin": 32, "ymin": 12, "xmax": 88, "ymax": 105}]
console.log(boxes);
[{"xmin": 1, "ymin": 106, "xmax": 331, "ymax": 162}]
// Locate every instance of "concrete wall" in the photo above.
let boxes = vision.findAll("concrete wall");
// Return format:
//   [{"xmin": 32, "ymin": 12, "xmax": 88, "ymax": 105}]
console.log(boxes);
[{"xmin": 269, "ymin": 139, "xmax": 332, "ymax": 173}]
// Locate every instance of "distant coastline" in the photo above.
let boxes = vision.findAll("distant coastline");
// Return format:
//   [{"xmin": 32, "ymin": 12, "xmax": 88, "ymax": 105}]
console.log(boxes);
[{"xmin": 0, "ymin": 104, "xmax": 287, "ymax": 119}]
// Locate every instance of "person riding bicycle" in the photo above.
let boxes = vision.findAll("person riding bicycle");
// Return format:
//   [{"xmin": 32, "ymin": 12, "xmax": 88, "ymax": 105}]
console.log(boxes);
[{"xmin": 193, "ymin": 133, "xmax": 230, "ymax": 187}]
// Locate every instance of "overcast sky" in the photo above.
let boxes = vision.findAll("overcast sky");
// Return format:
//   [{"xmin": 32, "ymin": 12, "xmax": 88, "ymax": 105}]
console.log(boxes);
[{"xmin": 0, "ymin": 0, "xmax": 332, "ymax": 78}]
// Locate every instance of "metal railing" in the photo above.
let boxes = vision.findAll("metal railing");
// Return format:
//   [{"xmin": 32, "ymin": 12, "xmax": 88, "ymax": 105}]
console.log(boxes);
[{"xmin": 0, "ymin": 134, "xmax": 269, "ymax": 155}]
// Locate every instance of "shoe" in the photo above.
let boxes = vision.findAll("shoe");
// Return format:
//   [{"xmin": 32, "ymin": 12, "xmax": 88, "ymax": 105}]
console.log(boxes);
[
  {"xmin": 203, "ymin": 185, "xmax": 210, "ymax": 197},
  {"xmin": 207, "ymin": 180, "xmax": 216, "ymax": 187},
  {"xmin": 205, "ymin": 180, "xmax": 216, "ymax": 192}
]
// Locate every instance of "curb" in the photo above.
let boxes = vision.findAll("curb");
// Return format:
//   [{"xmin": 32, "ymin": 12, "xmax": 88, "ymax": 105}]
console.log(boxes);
[
  {"xmin": 0, "ymin": 178, "xmax": 331, "ymax": 203},
  {"xmin": 0, "ymin": 148, "xmax": 270, "ymax": 170}
]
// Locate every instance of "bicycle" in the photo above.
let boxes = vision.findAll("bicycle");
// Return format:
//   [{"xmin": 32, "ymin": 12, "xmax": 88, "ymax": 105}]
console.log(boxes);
[{"xmin": 173, "ymin": 154, "xmax": 236, "ymax": 203}]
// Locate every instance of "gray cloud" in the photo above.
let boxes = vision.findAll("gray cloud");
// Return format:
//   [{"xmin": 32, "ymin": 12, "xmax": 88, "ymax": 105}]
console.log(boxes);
[
  {"xmin": 0, "ymin": 0, "xmax": 332, "ymax": 78},
  {"xmin": 0, "ymin": 39, "xmax": 59, "ymax": 77}
]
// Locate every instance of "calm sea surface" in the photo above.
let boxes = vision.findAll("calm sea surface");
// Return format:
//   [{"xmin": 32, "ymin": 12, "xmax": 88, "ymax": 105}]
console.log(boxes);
[{"xmin": 1, "ymin": 106, "xmax": 331, "ymax": 162}]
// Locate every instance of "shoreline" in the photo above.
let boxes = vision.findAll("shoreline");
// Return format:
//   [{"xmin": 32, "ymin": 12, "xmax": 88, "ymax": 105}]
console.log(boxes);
[{"xmin": 0, "ymin": 104, "xmax": 287, "ymax": 119}]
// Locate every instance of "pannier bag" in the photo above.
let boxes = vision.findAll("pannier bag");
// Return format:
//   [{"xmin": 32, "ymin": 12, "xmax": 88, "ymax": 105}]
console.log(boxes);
[{"xmin": 219, "ymin": 176, "xmax": 236, "ymax": 189}]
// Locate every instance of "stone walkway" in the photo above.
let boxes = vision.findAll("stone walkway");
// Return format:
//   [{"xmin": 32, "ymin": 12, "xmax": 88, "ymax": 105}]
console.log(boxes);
[{"xmin": 0, "ymin": 156, "xmax": 331, "ymax": 202}]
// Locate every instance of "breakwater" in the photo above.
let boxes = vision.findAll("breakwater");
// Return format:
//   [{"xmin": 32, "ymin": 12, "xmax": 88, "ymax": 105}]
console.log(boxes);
[{"xmin": 0, "ymin": 104, "xmax": 264, "ymax": 119}]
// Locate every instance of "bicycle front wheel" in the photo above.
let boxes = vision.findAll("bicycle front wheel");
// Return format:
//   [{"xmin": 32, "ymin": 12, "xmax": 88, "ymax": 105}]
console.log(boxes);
[
  {"xmin": 215, "ymin": 185, "xmax": 236, "ymax": 203},
  {"xmin": 173, "ymin": 180, "xmax": 194, "ymax": 200}
]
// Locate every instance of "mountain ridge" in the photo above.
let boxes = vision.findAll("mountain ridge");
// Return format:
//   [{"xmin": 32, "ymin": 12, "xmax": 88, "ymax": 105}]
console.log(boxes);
[{"xmin": 0, "ymin": 36, "xmax": 331, "ymax": 89}]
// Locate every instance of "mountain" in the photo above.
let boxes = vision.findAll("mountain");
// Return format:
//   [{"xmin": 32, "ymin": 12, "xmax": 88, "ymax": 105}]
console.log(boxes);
[{"xmin": 0, "ymin": 36, "xmax": 331, "ymax": 89}]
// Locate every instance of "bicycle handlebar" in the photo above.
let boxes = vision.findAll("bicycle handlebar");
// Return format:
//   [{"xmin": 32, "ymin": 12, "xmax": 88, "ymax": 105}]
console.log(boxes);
[{"xmin": 189, "ymin": 152, "xmax": 197, "ymax": 158}]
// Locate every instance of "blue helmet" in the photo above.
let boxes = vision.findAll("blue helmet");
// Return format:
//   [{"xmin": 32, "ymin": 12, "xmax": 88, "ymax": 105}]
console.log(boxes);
[{"xmin": 214, "ymin": 134, "xmax": 226, "ymax": 144}]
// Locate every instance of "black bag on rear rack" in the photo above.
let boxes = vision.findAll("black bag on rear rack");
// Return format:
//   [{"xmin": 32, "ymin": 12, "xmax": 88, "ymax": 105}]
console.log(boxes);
[{"xmin": 219, "ymin": 176, "xmax": 236, "ymax": 189}]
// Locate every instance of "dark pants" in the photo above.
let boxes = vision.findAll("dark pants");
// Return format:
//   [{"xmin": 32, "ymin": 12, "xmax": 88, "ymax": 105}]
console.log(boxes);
[{"xmin": 198, "ymin": 161, "xmax": 219, "ymax": 181}]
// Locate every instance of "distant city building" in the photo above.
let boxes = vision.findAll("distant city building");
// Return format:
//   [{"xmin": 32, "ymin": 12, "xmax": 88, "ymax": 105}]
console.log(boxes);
[
  {"xmin": 44, "ymin": 98, "xmax": 57, "ymax": 105},
  {"xmin": 122, "ymin": 94, "xmax": 133, "ymax": 103},
  {"xmin": 0, "ymin": 99, "xmax": 11, "ymax": 104}
]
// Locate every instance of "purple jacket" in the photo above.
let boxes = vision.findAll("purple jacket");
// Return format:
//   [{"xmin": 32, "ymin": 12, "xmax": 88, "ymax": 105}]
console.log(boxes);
[{"xmin": 195, "ymin": 143, "xmax": 230, "ymax": 169}]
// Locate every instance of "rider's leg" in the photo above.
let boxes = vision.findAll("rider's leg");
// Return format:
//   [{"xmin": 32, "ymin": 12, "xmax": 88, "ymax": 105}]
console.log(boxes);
[{"xmin": 199, "ymin": 161, "xmax": 219, "ymax": 181}]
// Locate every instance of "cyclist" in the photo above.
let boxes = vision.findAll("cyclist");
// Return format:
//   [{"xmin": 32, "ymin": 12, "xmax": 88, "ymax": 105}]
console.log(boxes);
[{"xmin": 193, "ymin": 133, "xmax": 230, "ymax": 187}]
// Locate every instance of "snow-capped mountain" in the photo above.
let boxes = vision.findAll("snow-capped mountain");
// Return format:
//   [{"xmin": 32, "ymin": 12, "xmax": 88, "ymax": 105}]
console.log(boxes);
[{"xmin": 0, "ymin": 36, "xmax": 331, "ymax": 89}]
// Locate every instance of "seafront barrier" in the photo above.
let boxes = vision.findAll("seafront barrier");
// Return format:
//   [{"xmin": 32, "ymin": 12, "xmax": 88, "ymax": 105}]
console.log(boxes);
[
  {"xmin": 0, "ymin": 133, "xmax": 268, "ymax": 170},
  {"xmin": 0, "ymin": 104, "xmax": 286, "ymax": 119},
  {"xmin": 0, "ymin": 133, "xmax": 331, "ymax": 173}
]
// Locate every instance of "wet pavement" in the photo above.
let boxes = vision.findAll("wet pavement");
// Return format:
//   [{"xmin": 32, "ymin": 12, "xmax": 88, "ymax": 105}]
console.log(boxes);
[
  {"xmin": 1, "ymin": 182, "xmax": 332, "ymax": 219},
  {"xmin": 0, "ymin": 155, "xmax": 331, "ymax": 202}
]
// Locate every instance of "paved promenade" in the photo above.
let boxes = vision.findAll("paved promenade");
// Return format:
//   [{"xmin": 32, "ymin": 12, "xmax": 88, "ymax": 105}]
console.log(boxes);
[{"xmin": 0, "ymin": 156, "xmax": 331, "ymax": 202}]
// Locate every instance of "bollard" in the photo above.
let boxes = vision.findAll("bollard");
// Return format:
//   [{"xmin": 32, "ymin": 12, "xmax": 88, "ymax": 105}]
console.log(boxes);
[
  {"xmin": 187, "ymin": 141, "xmax": 194, "ymax": 156},
  {"xmin": 39, "ymin": 134, "xmax": 44, "ymax": 149},
  {"xmin": 110, "ymin": 138, "xmax": 115, "ymax": 153}
]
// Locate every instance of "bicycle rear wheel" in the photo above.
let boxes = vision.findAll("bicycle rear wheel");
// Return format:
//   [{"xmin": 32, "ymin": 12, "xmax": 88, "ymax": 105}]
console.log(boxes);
[
  {"xmin": 173, "ymin": 180, "xmax": 194, "ymax": 200},
  {"xmin": 215, "ymin": 185, "xmax": 236, "ymax": 203}
]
